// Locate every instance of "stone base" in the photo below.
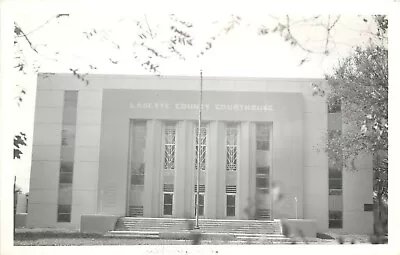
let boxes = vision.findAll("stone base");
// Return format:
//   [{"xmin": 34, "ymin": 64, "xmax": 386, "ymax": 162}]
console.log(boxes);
[
  {"xmin": 281, "ymin": 219, "xmax": 317, "ymax": 237},
  {"xmin": 15, "ymin": 213, "xmax": 27, "ymax": 228},
  {"xmin": 80, "ymin": 214, "xmax": 119, "ymax": 234}
]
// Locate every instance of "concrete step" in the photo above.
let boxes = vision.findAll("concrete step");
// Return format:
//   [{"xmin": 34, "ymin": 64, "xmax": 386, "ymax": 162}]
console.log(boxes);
[
  {"xmin": 118, "ymin": 226, "xmax": 275, "ymax": 229},
  {"xmin": 105, "ymin": 231, "xmax": 160, "ymax": 239},
  {"xmin": 117, "ymin": 224, "xmax": 280, "ymax": 230},
  {"xmin": 114, "ymin": 217, "xmax": 282, "ymax": 236},
  {"xmin": 107, "ymin": 230, "xmax": 289, "ymax": 242}
]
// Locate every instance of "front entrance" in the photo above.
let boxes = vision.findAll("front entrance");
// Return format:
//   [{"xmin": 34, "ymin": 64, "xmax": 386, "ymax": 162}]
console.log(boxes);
[{"xmin": 125, "ymin": 120, "xmax": 273, "ymax": 219}]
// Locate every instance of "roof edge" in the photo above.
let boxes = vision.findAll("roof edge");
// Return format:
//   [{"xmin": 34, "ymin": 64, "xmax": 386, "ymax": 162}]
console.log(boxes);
[{"xmin": 37, "ymin": 72, "xmax": 326, "ymax": 82}]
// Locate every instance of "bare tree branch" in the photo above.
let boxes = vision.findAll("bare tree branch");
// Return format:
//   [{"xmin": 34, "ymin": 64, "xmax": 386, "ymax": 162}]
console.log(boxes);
[
  {"xmin": 144, "ymin": 15, "xmax": 154, "ymax": 39},
  {"xmin": 14, "ymin": 22, "xmax": 38, "ymax": 53}
]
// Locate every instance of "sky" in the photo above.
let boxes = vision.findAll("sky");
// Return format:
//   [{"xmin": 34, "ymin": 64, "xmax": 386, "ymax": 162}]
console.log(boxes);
[{"xmin": 11, "ymin": 13, "xmax": 381, "ymax": 193}]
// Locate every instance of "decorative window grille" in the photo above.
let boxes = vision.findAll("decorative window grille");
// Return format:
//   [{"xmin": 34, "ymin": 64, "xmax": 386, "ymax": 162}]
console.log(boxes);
[
  {"xmin": 164, "ymin": 124, "xmax": 176, "ymax": 171},
  {"xmin": 194, "ymin": 126, "xmax": 207, "ymax": 171},
  {"xmin": 226, "ymin": 125, "xmax": 238, "ymax": 171},
  {"xmin": 225, "ymin": 185, "xmax": 237, "ymax": 193},
  {"xmin": 194, "ymin": 185, "xmax": 206, "ymax": 193}
]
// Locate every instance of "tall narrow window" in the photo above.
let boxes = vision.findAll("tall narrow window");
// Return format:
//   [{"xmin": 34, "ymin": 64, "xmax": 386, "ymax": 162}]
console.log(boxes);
[
  {"xmin": 194, "ymin": 126, "xmax": 207, "ymax": 171},
  {"xmin": 194, "ymin": 185, "xmax": 205, "ymax": 216},
  {"xmin": 57, "ymin": 91, "xmax": 78, "ymax": 223},
  {"xmin": 254, "ymin": 123, "xmax": 272, "ymax": 220},
  {"xmin": 256, "ymin": 123, "xmax": 271, "ymax": 194},
  {"xmin": 226, "ymin": 185, "xmax": 236, "ymax": 217},
  {"xmin": 226, "ymin": 124, "xmax": 238, "ymax": 171},
  {"xmin": 128, "ymin": 120, "xmax": 147, "ymax": 217},
  {"xmin": 164, "ymin": 124, "xmax": 176, "ymax": 171},
  {"xmin": 328, "ymin": 111, "xmax": 343, "ymax": 229},
  {"xmin": 131, "ymin": 121, "xmax": 146, "ymax": 186},
  {"xmin": 328, "ymin": 165, "xmax": 343, "ymax": 228}
]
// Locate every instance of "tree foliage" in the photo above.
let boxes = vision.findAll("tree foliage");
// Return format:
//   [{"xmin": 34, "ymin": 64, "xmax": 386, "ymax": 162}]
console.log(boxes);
[
  {"xmin": 326, "ymin": 44, "xmax": 388, "ymax": 163},
  {"xmin": 325, "ymin": 16, "xmax": 388, "ymax": 201},
  {"xmin": 14, "ymin": 132, "xmax": 27, "ymax": 160},
  {"xmin": 12, "ymin": 14, "xmax": 381, "ymax": 160}
]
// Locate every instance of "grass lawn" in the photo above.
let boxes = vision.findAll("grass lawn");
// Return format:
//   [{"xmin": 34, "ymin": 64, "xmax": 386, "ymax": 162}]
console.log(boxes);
[{"xmin": 14, "ymin": 228, "xmax": 375, "ymax": 246}]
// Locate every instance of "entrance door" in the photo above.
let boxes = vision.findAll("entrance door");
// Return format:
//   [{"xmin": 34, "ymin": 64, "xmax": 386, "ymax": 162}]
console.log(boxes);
[{"xmin": 163, "ymin": 191, "xmax": 174, "ymax": 216}]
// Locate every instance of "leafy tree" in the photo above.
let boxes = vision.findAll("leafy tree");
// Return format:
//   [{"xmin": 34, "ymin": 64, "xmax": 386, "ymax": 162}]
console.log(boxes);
[
  {"xmin": 326, "ymin": 43, "xmax": 388, "ymax": 169},
  {"xmin": 325, "ymin": 15, "xmax": 388, "ymax": 231}
]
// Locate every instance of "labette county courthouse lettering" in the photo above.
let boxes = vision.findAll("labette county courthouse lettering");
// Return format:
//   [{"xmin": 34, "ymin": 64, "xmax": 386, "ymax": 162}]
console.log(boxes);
[{"xmin": 129, "ymin": 102, "xmax": 274, "ymax": 112}]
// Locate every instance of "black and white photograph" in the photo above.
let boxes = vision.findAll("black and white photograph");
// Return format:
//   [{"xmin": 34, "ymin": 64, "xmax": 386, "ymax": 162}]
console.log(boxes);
[{"xmin": 0, "ymin": 2, "xmax": 397, "ymax": 254}]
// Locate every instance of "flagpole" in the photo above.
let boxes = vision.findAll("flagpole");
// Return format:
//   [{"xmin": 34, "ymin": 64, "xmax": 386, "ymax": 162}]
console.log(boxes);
[{"xmin": 195, "ymin": 70, "xmax": 203, "ymax": 229}]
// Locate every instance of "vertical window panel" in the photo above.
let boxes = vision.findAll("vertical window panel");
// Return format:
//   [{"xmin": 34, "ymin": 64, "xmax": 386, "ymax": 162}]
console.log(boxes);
[
  {"xmin": 60, "ymin": 162, "xmax": 73, "ymax": 173},
  {"xmin": 194, "ymin": 126, "xmax": 207, "ymax": 171},
  {"xmin": 58, "ymin": 184, "xmax": 73, "ymax": 205},
  {"xmin": 128, "ymin": 120, "xmax": 147, "ymax": 216},
  {"xmin": 255, "ymin": 123, "xmax": 272, "ymax": 196},
  {"xmin": 194, "ymin": 193, "xmax": 205, "ymax": 216},
  {"xmin": 61, "ymin": 147, "xmax": 75, "ymax": 162},
  {"xmin": 61, "ymin": 125, "xmax": 76, "ymax": 146},
  {"xmin": 164, "ymin": 124, "xmax": 176, "ymax": 171},
  {"xmin": 256, "ymin": 124, "xmax": 270, "ymax": 151},
  {"xmin": 163, "ymin": 193, "xmax": 173, "ymax": 216},
  {"xmin": 328, "ymin": 115, "xmax": 343, "ymax": 228},
  {"xmin": 57, "ymin": 205, "xmax": 71, "ymax": 222},
  {"xmin": 226, "ymin": 193, "xmax": 236, "ymax": 217},
  {"xmin": 130, "ymin": 121, "xmax": 147, "ymax": 184},
  {"xmin": 57, "ymin": 91, "xmax": 78, "ymax": 223},
  {"xmin": 226, "ymin": 125, "xmax": 238, "ymax": 171},
  {"xmin": 329, "ymin": 211, "xmax": 343, "ymax": 228},
  {"xmin": 62, "ymin": 108, "xmax": 77, "ymax": 125}
]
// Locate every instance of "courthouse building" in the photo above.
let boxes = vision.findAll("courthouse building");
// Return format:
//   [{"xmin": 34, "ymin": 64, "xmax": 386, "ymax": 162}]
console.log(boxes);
[{"xmin": 26, "ymin": 73, "xmax": 374, "ymax": 234}]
